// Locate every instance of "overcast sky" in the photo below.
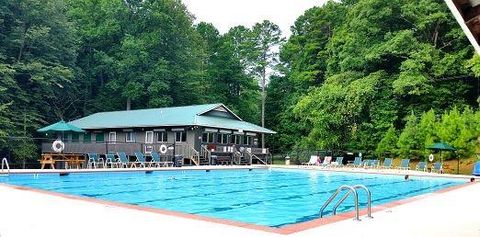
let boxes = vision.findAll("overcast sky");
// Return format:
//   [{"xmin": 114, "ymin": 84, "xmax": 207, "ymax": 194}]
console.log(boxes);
[{"xmin": 181, "ymin": 0, "xmax": 328, "ymax": 37}]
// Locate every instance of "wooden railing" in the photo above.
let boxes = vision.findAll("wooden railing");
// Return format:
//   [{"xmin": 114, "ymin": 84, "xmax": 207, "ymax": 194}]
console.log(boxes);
[{"xmin": 200, "ymin": 145, "xmax": 212, "ymax": 165}]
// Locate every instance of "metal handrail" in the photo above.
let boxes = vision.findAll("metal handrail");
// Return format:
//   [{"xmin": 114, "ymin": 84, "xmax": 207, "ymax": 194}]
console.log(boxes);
[
  {"xmin": 246, "ymin": 150, "xmax": 268, "ymax": 165},
  {"xmin": 320, "ymin": 185, "xmax": 360, "ymax": 220},
  {"xmin": 1, "ymin": 157, "xmax": 10, "ymax": 175},
  {"xmin": 353, "ymin": 185, "xmax": 372, "ymax": 218},
  {"xmin": 320, "ymin": 184, "xmax": 373, "ymax": 221}
]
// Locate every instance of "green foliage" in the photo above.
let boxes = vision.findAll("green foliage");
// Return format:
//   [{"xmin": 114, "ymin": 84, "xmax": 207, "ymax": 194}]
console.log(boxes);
[
  {"xmin": 267, "ymin": 0, "xmax": 478, "ymax": 155},
  {"xmin": 375, "ymin": 125, "xmax": 398, "ymax": 157},
  {"xmin": 397, "ymin": 113, "xmax": 421, "ymax": 158}
]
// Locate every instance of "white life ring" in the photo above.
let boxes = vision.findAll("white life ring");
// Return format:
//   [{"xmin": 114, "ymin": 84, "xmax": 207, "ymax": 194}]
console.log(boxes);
[
  {"xmin": 159, "ymin": 144, "xmax": 168, "ymax": 154},
  {"xmin": 428, "ymin": 154, "xmax": 434, "ymax": 162},
  {"xmin": 52, "ymin": 140, "xmax": 65, "ymax": 153}
]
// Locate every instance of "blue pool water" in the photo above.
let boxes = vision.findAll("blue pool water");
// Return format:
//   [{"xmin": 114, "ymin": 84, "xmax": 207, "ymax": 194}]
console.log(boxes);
[{"xmin": 0, "ymin": 168, "xmax": 465, "ymax": 227}]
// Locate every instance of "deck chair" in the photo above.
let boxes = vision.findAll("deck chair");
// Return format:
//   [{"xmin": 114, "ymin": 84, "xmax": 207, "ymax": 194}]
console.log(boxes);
[
  {"xmin": 416, "ymin": 161, "xmax": 427, "ymax": 171},
  {"xmin": 431, "ymin": 162, "xmax": 443, "ymax": 173},
  {"xmin": 363, "ymin": 159, "xmax": 372, "ymax": 168},
  {"xmin": 350, "ymin": 157, "xmax": 362, "ymax": 167},
  {"xmin": 303, "ymin": 155, "xmax": 319, "ymax": 166},
  {"xmin": 332, "ymin": 157, "xmax": 344, "ymax": 167},
  {"xmin": 151, "ymin": 150, "xmax": 173, "ymax": 167},
  {"xmin": 398, "ymin": 159, "xmax": 410, "ymax": 170},
  {"xmin": 117, "ymin": 152, "xmax": 132, "ymax": 168},
  {"xmin": 104, "ymin": 153, "xmax": 118, "ymax": 168},
  {"xmin": 370, "ymin": 159, "xmax": 379, "ymax": 168},
  {"xmin": 134, "ymin": 152, "xmax": 147, "ymax": 168},
  {"xmin": 382, "ymin": 158, "xmax": 393, "ymax": 169},
  {"xmin": 87, "ymin": 153, "xmax": 104, "ymax": 169},
  {"xmin": 321, "ymin": 156, "xmax": 332, "ymax": 167}
]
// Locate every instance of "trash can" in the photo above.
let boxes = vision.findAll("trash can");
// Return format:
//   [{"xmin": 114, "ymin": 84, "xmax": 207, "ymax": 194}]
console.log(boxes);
[
  {"xmin": 211, "ymin": 155, "xmax": 217, "ymax": 165},
  {"xmin": 174, "ymin": 155, "xmax": 183, "ymax": 167},
  {"xmin": 285, "ymin": 156, "xmax": 290, "ymax": 166}
]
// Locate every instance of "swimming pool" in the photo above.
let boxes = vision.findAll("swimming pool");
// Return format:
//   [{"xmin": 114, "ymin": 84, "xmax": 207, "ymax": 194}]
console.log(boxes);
[{"xmin": 0, "ymin": 168, "xmax": 465, "ymax": 227}]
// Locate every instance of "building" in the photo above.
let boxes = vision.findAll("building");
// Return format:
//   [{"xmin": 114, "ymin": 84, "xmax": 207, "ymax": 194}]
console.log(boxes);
[{"xmin": 40, "ymin": 104, "xmax": 276, "ymax": 165}]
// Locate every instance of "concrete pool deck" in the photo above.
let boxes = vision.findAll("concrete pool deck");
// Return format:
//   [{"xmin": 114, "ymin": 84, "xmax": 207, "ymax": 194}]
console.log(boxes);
[{"xmin": 0, "ymin": 165, "xmax": 479, "ymax": 237}]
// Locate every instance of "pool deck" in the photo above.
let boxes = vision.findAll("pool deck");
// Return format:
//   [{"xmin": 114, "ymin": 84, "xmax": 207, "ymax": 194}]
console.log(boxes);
[{"xmin": 0, "ymin": 165, "xmax": 479, "ymax": 237}]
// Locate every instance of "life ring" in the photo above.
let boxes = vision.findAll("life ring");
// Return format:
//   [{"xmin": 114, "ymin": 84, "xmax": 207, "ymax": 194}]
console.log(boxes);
[
  {"xmin": 428, "ymin": 154, "xmax": 434, "ymax": 162},
  {"xmin": 52, "ymin": 140, "xmax": 65, "ymax": 153},
  {"xmin": 159, "ymin": 144, "xmax": 168, "ymax": 154}
]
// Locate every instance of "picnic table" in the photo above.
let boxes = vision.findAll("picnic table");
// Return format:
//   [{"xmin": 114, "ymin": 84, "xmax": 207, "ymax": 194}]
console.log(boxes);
[{"xmin": 40, "ymin": 153, "xmax": 85, "ymax": 169}]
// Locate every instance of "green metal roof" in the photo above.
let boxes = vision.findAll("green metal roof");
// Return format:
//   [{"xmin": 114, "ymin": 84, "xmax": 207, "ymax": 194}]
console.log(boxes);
[{"xmin": 67, "ymin": 104, "xmax": 276, "ymax": 134}]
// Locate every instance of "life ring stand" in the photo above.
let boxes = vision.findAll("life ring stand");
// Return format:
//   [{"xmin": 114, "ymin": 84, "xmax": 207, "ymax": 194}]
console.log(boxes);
[
  {"xmin": 159, "ymin": 144, "xmax": 168, "ymax": 154},
  {"xmin": 52, "ymin": 140, "xmax": 65, "ymax": 153}
]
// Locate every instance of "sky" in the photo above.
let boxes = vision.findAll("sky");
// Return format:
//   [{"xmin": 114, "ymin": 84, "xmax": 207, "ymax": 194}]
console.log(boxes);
[{"xmin": 181, "ymin": 0, "xmax": 328, "ymax": 37}]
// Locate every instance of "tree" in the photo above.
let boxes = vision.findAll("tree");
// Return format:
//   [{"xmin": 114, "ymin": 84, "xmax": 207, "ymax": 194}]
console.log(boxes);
[
  {"xmin": 417, "ymin": 109, "xmax": 438, "ymax": 157},
  {"xmin": 249, "ymin": 20, "xmax": 284, "ymax": 148},
  {"xmin": 375, "ymin": 125, "xmax": 398, "ymax": 157},
  {"xmin": 397, "ymin": 113, "xmax": 421, "ymax": 158}
]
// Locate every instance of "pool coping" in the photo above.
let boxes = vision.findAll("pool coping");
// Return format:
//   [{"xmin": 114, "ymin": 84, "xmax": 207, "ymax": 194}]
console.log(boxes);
[{"xmin": 0, "ymin": 167, "xmax": 475, "ymax": 235}]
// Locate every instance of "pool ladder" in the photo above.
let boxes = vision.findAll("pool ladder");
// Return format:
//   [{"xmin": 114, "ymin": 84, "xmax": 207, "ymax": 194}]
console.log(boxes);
[
  {"xmin": 1, "ymin": 157, "xmax": 10, "ymax": 175},
  {"xmin": 319, "ymin": 185, "xmax": 372, "ymax": 221}
]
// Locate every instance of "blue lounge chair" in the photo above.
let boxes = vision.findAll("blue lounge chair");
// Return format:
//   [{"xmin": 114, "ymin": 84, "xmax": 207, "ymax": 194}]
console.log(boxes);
[
  {"xmin": 117, "ymin": 152, "xmax": 132, "ymax": 168},
  {"xmin": 350, "ymin": 157, "xmax": 362, "ymax": 167},
  {"xmin": 398, "ymin": 159, "xmax": 410, "ymax": 170},
  {"xmin": 370, "ymin": 159, "xmax": 379, "ymax": 168},
  {"xmin": 134, "ymin": 151, "xmax": 147, "ymax": 168},
  {"xmin": 362, "ymin": 159, "xmax": 372, "ymax": 168},
  {"xmin": 431, "ymin": 162, "xmax": 443, "ymax": 173},
  {"xmin": 104, "ymin": 153, "xmax": 118, "ymax": 168},
  {"xmin": 382, "ymin": 158, "xmax": 393, "ymax": 169},
  {"xmin": 333, "ymin": 157, "xmax": 344, "ymax": 167},
  {"xmin": 87, "ymin": 153, "xmax": 104, "ymax": 169},
  {"xmin": 416, "ymin": 161, "xmax": 426, "ymax": 171},
  {"xmin": 150, "ymin": 151, "xmax": 174, "ymax": 167}
]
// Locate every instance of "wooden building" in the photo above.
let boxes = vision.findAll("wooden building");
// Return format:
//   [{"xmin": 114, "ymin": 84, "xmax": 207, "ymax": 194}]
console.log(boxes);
[{"xmin": 39, "ymin": 104, "xmax": 276, "ymax": 166}]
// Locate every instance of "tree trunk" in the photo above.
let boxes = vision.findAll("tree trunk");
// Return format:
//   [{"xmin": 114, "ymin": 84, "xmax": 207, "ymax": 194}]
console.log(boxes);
[
  {"xmin": 126, "ymin": 97, "xmax": 131, "ymax": 110},
  {"xmin": 261, "ymin": 66, "xmax": 266, "ymax": 149}
]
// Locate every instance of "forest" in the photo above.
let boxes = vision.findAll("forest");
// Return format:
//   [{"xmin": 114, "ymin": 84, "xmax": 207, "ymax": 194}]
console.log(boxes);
[{"xmin": 1, "ymin": 0, "xmax": 479, "ymax": 164}]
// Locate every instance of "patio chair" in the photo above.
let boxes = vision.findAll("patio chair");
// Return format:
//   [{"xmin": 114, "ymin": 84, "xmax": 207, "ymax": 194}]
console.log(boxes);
[
  {"xmin": 151, "ymin": 150, "xmax": 173, "ymax": 167},
  {"xmin": 321, "ymin": 156, "xmax": 332, "ymax": 167},
  {"xmin": 134, "ymin": 151, "xmax": 147, "ymax": 168},
  {"xmin": 382, "ymin": 158, "xmax": 393, "ymax": 169},
  {"xmin": 416, "ymin": 161, "xmax": 427, "ymax": 171},
  {"xmin": 104, "ymin": 153, "xmax": 118, "ymax": 168},
  {"xmin": 332, "ymin": 157, "xmax": 344, "ymax": 167},
  {"xmin": 370, "ymin": 159, "xmax": 379, "ymax": 168},
  {"xmin": 431, "ymin": 162, "xmax": 443, "ymax": 173},
  {"xmin": 350, "ymin": 157, "xmax": 362, "ymax": 167},
  {"xmin": 363, "ymin": 159, "xmax": 372, "ymax": 168},
  {"xmin": 398, "ymin": 159, "xmax": 410, "ymax": 170},
  {"xmin": 303, "ymin": 155, "xmax": 319, "ymax": 166},
  {"xmin": 87, "ymin": 153, "xmax": 104, "ymax": 169},
  {"xmin": 117, "ymin": 152, "xmax": 132, "ymax": 168}
]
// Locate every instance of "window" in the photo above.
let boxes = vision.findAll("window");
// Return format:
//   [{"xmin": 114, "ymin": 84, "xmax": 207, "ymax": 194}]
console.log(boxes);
[
  {"xmin": 202, "ymin": 133, "xmax": 214, "ymax": 143},
  {"xmin": 95, "ymin": 133, "xmax": 104, "ymax": 142},
  {"xmin": 126, "ymin": 132, "xmax": 135, "ymax": 143},
  {"xmin": 245, "ymin": 136, "xmax": 252, "ymax": 146},
  {"xmin": 231, "ymin": 135, "xmax": 242, "ymax": 144},
  {"xmin": 71, "ymin": 133, "xmax": 79, "ymax": 143},
  {"xmin": 83, "ymin": 133, "xmax": 91, "ymax": 143},
  {"xmin": 221, "ymin": 134, "xmax": 230, "ymax": 144},
  {"xmin": 175, "ymin": 131, "xmax": 187, "ymax": 142},
  {"xmin": 108, "ymin": 132, "xmax": 116, "ymax": 144},
  {"xmin": 156, "ymin": 131, "xmax": 167, "ymax": 143},
  {"xmin": 145, "ymin": 131, "xmax": 154, "ymax": 144}
]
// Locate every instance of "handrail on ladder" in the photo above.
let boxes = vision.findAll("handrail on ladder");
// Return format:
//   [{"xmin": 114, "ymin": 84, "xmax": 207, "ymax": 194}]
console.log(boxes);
[
  {"xmin": 1, "ymin": 157, "xmax": 10, "ymax": 175},
  {"xmin": 320, "ymin": 184, "xmax": 372, "ymax": 221}
]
